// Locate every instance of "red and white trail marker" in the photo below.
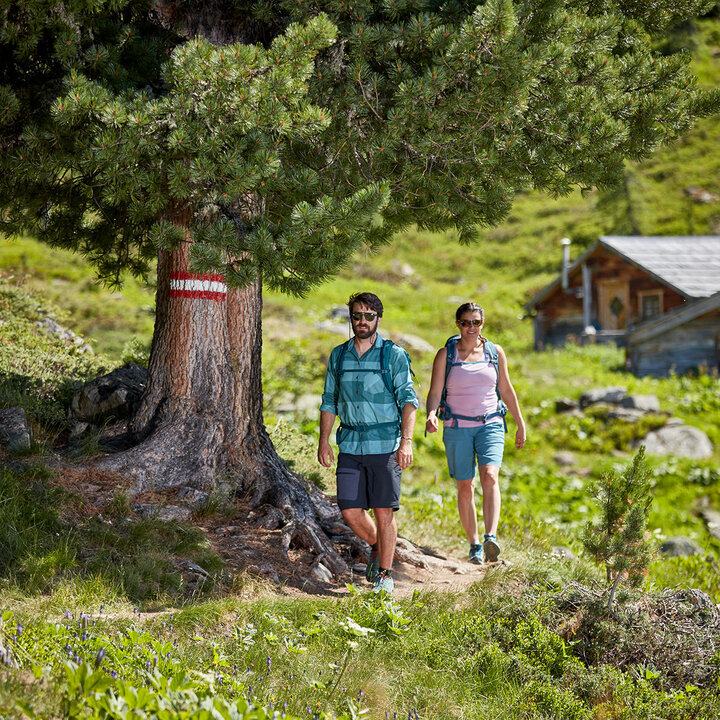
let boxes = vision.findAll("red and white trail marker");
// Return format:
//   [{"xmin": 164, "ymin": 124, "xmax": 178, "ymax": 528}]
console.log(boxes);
[{"xmin": 169, "ymin": 272, "xmax": 227, "ymax": 301}]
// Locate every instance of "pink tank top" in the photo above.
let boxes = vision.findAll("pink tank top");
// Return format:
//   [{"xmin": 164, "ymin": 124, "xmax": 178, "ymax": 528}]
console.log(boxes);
[{"xmin": 444, "ymin": 347, "xmax": 502, "ymax": 428}]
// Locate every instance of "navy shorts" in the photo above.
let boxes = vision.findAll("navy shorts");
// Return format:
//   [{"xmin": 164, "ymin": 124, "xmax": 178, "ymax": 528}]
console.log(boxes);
[
  {"xmin": 336, "ymin": 452, "xmax": 402, "ymax": 511},
  {"xmin": 443, "ymin": 422, "xmax": 505, "ymax": 480}
]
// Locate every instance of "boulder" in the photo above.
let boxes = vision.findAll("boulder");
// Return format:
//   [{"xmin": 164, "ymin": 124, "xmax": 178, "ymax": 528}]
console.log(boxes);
[
  {"xmin": 0, "ymin": 407, "xmax": 32, "ymax": 453},
  {"xmin": 315, "ymin": 320, "xmax": 349, "ymax": 337},
  {"xmin": 391, "ymin": 260, "xmax": 416, "ymax": 277},
  {"xmin": 700, "ymin": 509, "xmax": 720, "ymax": 543},
  {"xmin": 642, "ymin": 424, "xmax": 713, "ymax": 460},
  {"xmin": 132, "ymin": 503, "xmax": 192, "ymax": 522},
  {"xmin": 621, "ymin": 394, "xmax": 660, "ymax": 412},
  {"xmin": 604, "ymin": 407, "xmax": 648, "ymax": 422},
  {"xmin": 310, "ymin": 562, "xmax": 334, "ymax": 584},
  {"xmin": 70, "ymin": 363, "xmax": 147, "ymax": 425},
  {"xmin": 553, "ymin": 451, "xmax": 576, "ymax": 467},
  {"xmin": 392, "ymin": 333, "xmax": 435, "ymax": 354},
  {"xmin": 659, "ymin": 537, "xmax": 702, "ymax": 557},
  {"xmin": 555, "ymin": 398, "xmax": 579, "ymax": 413},
  {"xmin": 328, "ymin": 306, "xmax": 349, "ymax": 320},
  {"xmin": 684, "ymin": 186, "xmax": 719, "ymax": 204},
  {"xmin": 176, "ymin": 487, "xmax": 210, "ymax": 511},
  {"xmin": 36, "ymin": 317, "xmax": 93, "ymax": 354},
  {"xmin": 579, "ymin": 387, "xmax": 627, "ymax": 408}
]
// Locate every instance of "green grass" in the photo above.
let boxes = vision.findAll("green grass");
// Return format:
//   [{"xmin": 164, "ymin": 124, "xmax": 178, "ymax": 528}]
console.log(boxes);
[
  {"xmin": 0, "ymin": 464, "xmax": 223, "ymax": 603},
  {"xmin": 0, "ymin": 237, "xmax": 156, "ymax": 359},
  {"xmin": 2, "ymin": 571, "xmax": 719, "ymax": 719}
]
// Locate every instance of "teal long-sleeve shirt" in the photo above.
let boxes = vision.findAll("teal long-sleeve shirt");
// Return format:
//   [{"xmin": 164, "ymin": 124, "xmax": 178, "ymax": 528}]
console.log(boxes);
[{"xmin": 320, "ymin": 334, "xmax": 418, "ymax": 455}]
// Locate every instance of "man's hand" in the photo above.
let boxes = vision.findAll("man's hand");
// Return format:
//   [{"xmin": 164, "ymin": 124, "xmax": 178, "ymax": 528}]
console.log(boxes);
[
  {"xmin": 318, "ymin": 441, "xmax": 334, "ymax": 467},
  {"xmin": 396, "ymin": 438, "xmax": 413, "ymax": 470},
  {"xmin": 425, "ymin": 413, "xmax": 439, "ymax": 434},
  {"xmin": 515, "ymin": 425, "xmax": 526, "ymax": 450}
]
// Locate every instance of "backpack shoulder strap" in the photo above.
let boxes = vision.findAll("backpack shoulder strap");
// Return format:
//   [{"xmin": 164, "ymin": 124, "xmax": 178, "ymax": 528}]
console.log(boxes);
[
  {"xmin": 483, "ymin": 339, "xmax": 505, "ymax": 407},
  {"xmin": 333, "ymin": 340, "xmax": 351, "ymax": 410},
  {"xmin": 439, "ymin": 335, "xmax": 460, "ymax": 412},
  {"xmin": 445, "ymin": 335, "xmax": 461, "ymax": 364},
  {"xmin": 483, "ymin": 339, "xmax": 498, "ymax": 366},
  {"xmin": 379, "ymin": 340, "xmax": 410, "ymax": 412}
]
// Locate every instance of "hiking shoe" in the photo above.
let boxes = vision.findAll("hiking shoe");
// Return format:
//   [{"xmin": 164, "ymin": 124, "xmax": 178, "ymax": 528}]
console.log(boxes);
[
  {"xmin": 468, "ymin": 543, "xmax": 484, "ymax": 564},
  {"xmin": 483, "ymin": 534, "xmax": 501, "ymax": 562},
  {"xmin": 372, "ymin": 571, "xmax": 394, "ymax": 594},
  {"xmin": 365, "ymin": 548, "xmax": 380, "ymax": 582}
]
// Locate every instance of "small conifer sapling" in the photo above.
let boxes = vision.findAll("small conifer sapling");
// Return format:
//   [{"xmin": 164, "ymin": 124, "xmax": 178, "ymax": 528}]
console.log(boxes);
[{"xmin": 582, "ymin": 447, "xmax": 654, "ymax": 611}]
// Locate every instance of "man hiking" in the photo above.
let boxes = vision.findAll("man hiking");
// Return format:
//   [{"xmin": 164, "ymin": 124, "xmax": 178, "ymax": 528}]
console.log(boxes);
[{"xmin": 318, "ymin": 292, "xmax": 418, "ymax": 594}]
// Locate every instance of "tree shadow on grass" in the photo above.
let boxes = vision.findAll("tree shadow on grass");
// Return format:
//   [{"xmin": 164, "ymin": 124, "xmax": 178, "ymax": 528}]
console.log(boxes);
[{"xmin": 0, "ymin": 463, "xmax": 223, "ymax": 605}]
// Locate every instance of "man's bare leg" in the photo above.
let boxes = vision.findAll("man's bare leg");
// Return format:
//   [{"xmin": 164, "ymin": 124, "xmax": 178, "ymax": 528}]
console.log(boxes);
[
  {"xmin": 341, "ymin": 508, "xmax": 378, "ymax": 546},
  {"xmin": 373, "ymin": 507, "xmax": 397, "ymax": 569}
]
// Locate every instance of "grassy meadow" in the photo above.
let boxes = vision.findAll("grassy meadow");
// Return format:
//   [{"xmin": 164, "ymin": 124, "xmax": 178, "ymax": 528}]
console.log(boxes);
[{"xmin": 1, "ymin": 14, "xmax": 720, "ymax": 720}]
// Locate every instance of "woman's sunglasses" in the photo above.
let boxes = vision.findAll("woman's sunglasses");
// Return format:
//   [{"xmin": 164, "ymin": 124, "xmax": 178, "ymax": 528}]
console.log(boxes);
[
  {"xmin": 351, "ymin": 311, "xmax": 378, "ymax": 321},
  {"xmin": 458, "ymin": 319, "xmax": 483, "ymax": 327}
]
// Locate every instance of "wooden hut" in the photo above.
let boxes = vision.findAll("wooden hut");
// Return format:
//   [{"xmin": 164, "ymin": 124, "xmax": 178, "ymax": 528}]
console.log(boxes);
[
  {"xmin": 626, "ymin": 292, "xmax": 720, "ymax": 376},
  {"xmin": 526, "ymin": 236, "xmax": 720, "ymax": 351}
]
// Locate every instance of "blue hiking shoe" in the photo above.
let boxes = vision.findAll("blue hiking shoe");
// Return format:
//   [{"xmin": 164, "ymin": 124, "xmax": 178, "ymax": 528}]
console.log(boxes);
[
  {"xmin": 372, "ymin": 571, "xmax": 394, "ymax": 594},
  {"xmin": 365, "ymin": 548, "xmax": 380, "ymax": 582},
  {"xmin": 468, "ymin": 543, "xmax": 484, "ymax": 564},
  {"xmin": 483, "ymin": 534, "xmax": 501, "ymax": 563}
]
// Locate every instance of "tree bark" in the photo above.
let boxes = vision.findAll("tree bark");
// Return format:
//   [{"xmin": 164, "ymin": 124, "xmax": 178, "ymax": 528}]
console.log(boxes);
[{"xmin": 95, "ymin": 220, "xmax": 351, "ymax": 576}]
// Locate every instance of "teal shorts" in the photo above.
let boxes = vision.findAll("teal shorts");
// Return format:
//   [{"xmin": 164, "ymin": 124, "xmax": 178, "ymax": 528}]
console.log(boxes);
[{"xmin": 442, "ymin": 422, "xmax": 505, "ymax": 480}]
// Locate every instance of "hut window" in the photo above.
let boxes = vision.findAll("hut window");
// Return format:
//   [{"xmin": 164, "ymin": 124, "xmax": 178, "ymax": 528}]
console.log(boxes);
[{"xmin": 639, "ymin": 291, "xmax": 663, "ymax": 320}]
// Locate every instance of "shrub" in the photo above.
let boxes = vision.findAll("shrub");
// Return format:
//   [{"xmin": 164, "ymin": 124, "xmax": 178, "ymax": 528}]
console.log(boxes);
[{"xmin": 582, "ymin": 448, "xmax": 654, "ymax": 610}]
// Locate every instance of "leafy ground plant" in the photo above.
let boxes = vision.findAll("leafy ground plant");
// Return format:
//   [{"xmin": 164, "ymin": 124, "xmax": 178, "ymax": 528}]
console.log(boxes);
[{"xmin": 3, "ymin": 583, "xmax": 720, "ymax": 720}]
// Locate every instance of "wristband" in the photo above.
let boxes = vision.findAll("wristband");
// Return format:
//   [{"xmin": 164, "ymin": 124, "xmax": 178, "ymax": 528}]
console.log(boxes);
[{"xmin": 401, "ymin": 436, "xmax": 413, "ymax": 441}]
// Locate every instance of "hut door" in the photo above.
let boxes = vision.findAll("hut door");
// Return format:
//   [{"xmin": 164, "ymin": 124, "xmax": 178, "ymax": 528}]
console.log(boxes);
[{"xmin": 597, "ymin": 280, "xmax": 630, "ymax": 330}]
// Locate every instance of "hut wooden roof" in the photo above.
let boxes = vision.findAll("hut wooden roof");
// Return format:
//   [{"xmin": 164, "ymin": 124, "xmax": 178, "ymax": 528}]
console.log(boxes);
[
  {"xmin": 527, "ymin": 235, "xmax": 720, "ymax": 309},
  {"xmin": 602, "ymin": 236, "xmax": 720, "ymax": 298}
]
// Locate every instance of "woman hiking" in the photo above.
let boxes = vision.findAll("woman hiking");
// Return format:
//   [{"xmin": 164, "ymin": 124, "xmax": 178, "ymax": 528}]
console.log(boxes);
[{"xmin": 425, "ymin": 302, "xmax": 526, "ymax": 564}]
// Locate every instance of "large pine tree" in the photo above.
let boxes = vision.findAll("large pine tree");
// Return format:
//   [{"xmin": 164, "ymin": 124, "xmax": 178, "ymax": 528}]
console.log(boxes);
[{"xmin": 1, "ymin": 0, "xmax": 717, "ymax": 572}]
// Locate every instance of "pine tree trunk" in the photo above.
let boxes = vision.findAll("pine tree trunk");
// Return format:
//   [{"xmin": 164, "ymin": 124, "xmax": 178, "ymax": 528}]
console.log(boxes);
[{"xmin": 95, "ymin": 225, "xmax": 351, "ymax": 576}]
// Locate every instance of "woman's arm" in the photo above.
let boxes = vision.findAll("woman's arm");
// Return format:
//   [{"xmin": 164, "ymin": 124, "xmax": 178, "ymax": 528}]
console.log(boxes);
[
  {"xmin": 425, "ymin": 348, "xmax": 447, "ymax": 434},
  {"xmin": 496, "ymin": 345, "xmax": 526, "ymax": 449}
]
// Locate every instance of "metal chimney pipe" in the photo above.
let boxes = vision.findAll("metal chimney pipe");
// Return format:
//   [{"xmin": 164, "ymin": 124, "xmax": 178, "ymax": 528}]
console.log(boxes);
[{"xmin": 561, "ymin": 237, "xmax": 571, "ymax": 291}]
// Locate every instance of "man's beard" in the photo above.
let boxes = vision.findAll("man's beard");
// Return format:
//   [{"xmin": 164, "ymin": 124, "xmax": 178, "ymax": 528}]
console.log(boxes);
[{"xmin": 353, "ymin": 319, "xmax": 378, "ymax": 339}]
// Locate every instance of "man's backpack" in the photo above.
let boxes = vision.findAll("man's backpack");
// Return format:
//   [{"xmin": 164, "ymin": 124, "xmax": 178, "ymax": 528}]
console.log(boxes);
[{"xmin": 437, "ymin": 335, "xmax": 507, "ymax": 430}]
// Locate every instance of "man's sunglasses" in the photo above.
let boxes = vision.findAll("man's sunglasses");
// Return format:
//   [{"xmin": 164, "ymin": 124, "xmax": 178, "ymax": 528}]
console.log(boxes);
[
  {"xmin": 351, "ymin": 311, "xmax": 378, "ymax": 321},
  {"xmin": 458, "ymin": 319, "xmax": 483, "ymax": 327}
]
